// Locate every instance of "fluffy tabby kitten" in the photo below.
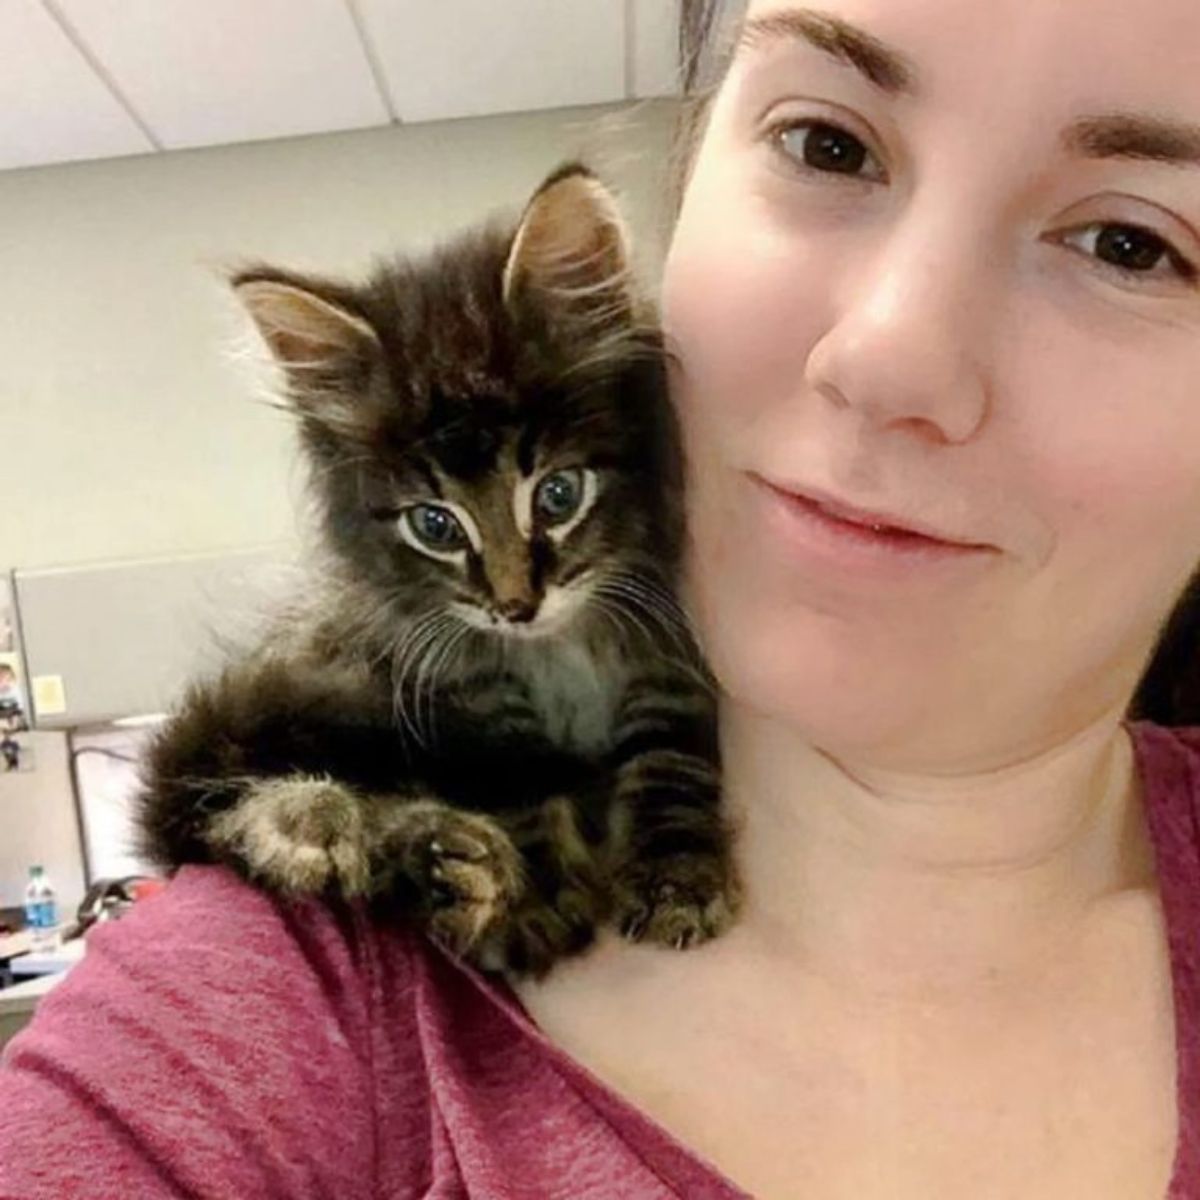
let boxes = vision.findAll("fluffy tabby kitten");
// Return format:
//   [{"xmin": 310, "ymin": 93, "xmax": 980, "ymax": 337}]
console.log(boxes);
[{"xmin": 137, "ymin": 164, "xmax": 739, "ymax": 976}]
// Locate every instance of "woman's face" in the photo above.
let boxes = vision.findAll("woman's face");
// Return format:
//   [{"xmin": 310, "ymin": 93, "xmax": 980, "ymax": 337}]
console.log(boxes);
[{"xmin": 664, "ymin": 0, "xmax": 1200, "ymax": 770}]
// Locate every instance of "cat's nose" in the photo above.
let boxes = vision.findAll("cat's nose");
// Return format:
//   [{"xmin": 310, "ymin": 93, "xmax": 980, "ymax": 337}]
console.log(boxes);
[{"xmin": 496, "ymin": 598, "xmax": 537, "ymax": 624}]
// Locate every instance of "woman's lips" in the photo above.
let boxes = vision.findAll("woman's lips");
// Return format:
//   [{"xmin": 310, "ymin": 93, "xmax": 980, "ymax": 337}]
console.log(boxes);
[
  {"xmin": 757, "ymin": 475, "xmax": 983, "ymax": 546},
  {"xmin": 748, "ymin": 474, "xmax": 996, "ymax": 575}
]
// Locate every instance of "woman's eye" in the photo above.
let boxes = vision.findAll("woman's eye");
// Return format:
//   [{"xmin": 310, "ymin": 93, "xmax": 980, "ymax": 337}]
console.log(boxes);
[
  {"xmin": 1061, "ymin": 222, "xmax": 1197, "ymax": 286},
  {"xmin": 404, "ymin": 504, "xmax": 468, "ymax": 550},
  {"xmin": 535, "ymin": 469, "xmax": 584, "ymax": 525},
  {"xmin": 771, "ymin": 120, "xmax": 885, "ymax": 182}
]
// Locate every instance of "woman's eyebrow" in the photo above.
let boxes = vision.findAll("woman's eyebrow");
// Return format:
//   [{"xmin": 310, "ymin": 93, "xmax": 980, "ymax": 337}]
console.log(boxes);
[
  {"xmin": 737, "ymin": 9, "xmax": 1200, "ymax": 170},
  {"xmin": 736, "ymin": 7, "xmax": 918, "ymax": 97},
  {"xmin": 1064, "ymin": 115, "xmax": 1200, "ymax": 168}
]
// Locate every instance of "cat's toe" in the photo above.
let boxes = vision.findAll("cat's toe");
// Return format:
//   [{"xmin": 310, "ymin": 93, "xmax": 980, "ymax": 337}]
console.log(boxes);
[
  {"xmin": 613, "ymin": 853, "xmax": 740, "ymax": 950},
  {"xmin": 206, "ymin": 776, "xmax": 371, "ymax": 897},
  {"xmin": 386, "ymin": 802, "xmax": 526, "ymax": 955},
  {"xmin": 488, "ymin": 886, "xmax": 601, "ymax": 977}
]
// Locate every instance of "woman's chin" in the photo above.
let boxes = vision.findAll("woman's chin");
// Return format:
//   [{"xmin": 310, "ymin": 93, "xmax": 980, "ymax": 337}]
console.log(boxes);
[
  {"xmin": 713, "ymin": 638, "xmax": 911, "ymax": 749},
  {"xmin": 704, "ymin": 618, "xmax": 1007, "ymax": 771}
]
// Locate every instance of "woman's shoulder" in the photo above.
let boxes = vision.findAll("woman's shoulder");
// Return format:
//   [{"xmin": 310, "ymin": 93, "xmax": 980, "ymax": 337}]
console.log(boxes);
[
  {"xmin": 0, "ymin": 865, "xmax": 435, "ymax": 1199},
  {"xmin": 64, "ymin": 862, "xmax": 427, "ymax": 1045},
  {"xmin": 1128, "ymin": 719, "xmax": 1200, "ymax": 894},
  {"xmin": 1130, "ymin": 719, "xmax": 1200, "ymax": 806}
]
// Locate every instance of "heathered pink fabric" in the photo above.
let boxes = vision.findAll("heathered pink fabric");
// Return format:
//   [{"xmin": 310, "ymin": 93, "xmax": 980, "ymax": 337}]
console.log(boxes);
[{"xmin": 0, "ymin": 719, "xmax": 1197, "ymax": 1199}]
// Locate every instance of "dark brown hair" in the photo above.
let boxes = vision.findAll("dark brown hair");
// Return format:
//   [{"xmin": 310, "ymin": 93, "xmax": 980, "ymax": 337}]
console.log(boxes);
[
  {"xmin": 672, "ymin": 0, "xmax": 1197, "ymax": 724},
  {"xmin": 668, "ymin": 0, "xmax": 748, "ymax": 215},
  {"xmin": 1130, "ymin": 575, "xmax": 1200, "ymax": 724}
]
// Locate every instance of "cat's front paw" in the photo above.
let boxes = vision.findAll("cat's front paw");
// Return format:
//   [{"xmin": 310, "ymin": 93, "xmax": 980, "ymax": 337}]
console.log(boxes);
[
  {"xmin": 206, "ymin": 775, "xmax": 371, "ymax": 897},
  {"xmin": 480, "ymin": 884, "xmax": 601, "ymax": 978},
  {"xmin": 612, "ymin": 852, "xmax": 739, "ymax": 950},
  {"xmin": 385, "ymin": 802, "xmax": 526, "ymax": 957}
]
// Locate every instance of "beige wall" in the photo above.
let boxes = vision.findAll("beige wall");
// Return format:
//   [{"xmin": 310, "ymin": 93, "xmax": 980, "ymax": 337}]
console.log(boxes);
[
  {"xmin": 0, "ymin": 100, "xmax": 679, "ymax": 571},
  {"xmin": 0, "ymin": 732, "xmax": 85, "ymax": 912}
]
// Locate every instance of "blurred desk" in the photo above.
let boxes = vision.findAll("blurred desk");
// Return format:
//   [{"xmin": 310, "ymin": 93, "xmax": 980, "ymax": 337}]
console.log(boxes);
[
  {"xmin": 0, "ymin": 930, "xmax": 33, "ymax": 962},
  {"xmin": 9, "ymin": 936, "xmax": 85, "ymax": 977}
]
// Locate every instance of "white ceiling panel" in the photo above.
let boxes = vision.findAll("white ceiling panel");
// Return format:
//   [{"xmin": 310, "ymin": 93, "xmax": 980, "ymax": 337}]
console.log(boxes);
[
  {"xmin": 632, "ymin": 0, "xmax": 681, "ymax": 98},
  {"xmin": 56, "ymin": 0, "xmax": 391, "ymax": 150},
  {"xmin": 356, "ymin": 0, "xmax": 626, "ymax": 123},
  {"xmin": 0, "ymin": 0, "xmax": 152, "ymax": 171}
]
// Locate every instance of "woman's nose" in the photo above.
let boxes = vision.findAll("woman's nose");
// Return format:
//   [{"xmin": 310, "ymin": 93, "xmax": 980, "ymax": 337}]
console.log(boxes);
[{"xmin": 803, "ymin": 217, "xmax": 991, "ymax": 445}]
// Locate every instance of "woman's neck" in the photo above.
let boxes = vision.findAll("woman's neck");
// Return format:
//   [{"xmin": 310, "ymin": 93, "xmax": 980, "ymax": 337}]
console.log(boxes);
[{"xmin": 719, "ymin": 704, "xmax": 1152, "ymax": 1002}]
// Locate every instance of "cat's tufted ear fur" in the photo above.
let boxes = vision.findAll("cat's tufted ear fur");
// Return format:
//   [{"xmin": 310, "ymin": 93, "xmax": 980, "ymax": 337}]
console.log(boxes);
[
  {"xmin": 502, "ymin": 164, "xmax": 636, "ymax": 332},
  {"xmin": 233, "ymin": 275, "xmax": 380, "ymax": 371},
  {"xmin": 231, "ymin": 269, "xmax": 385, "ymax": 441}
]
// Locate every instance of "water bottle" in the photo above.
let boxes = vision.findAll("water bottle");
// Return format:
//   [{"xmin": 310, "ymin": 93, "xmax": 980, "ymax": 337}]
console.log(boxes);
[{"xmin": 23, "ymin": 865, "xmax": 60, "ymax": 953}]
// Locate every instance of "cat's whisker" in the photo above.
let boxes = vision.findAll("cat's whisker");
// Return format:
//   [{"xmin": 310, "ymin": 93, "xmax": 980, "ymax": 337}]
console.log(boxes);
[
  {"xmin": 592, "ymin": 588, "xmax": 710, "ymax": 691},
  {"xmin": 602, "ymin": 582, "xmax": 688, "ymax": 637},
  {"xmin": 410, "ymin": 613, "xmax": 461, "ymax": 745},
  {"xmin": 606, "ymin": 568, "xmax": 687, "ymax": 614},
  {"xmin": 588, "ymin": 601, "xmax": 628, "ymax": 648},
  {"xmin": 415, "ymin": 615, "xmax": 459, "ymax": 743},
  {"xmin": 390, "ymin": 629, "xmax": 429, "ymax": 744},
  {"xmin": 348, "ymin": 589, "xmax": 415, "ymax": 671},
  {"xmin": 599, "ymin": 572, "xmax": 694, "ymax": 649},
  {"xmin": 412, "ymin": 630, "xmax": 443, "ymax": 745},
  {"xmin": 594, "ymin": 592, "xmax": 656, "ymax": 646},
  {"xmin": 592, "ymin": 578, "xmax": 676, "ymax": 640},
  {"xmin": 424, "ymin": 621, "xmax": 474, "ymax": 745},
  {"xmin": 587, "ymin": 594, "xmax": 642, "ymax": 650},
  {"xmin": 392, "ymin": 611, "xmax": 453, "ymax": 746}
]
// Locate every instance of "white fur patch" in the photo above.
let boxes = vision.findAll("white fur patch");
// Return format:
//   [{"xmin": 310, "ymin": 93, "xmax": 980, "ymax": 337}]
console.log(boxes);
[
  {"xmin": 510, "ymin": 632, "xmax": 629, "ymax": 754},
  {"xmin": 450, "ymin": 578, "xmax": 592, "ymax": 639}
]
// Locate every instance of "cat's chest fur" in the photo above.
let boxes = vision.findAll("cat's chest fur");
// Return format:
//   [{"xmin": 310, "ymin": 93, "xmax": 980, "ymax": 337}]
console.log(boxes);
[{"xmin": 511, "ymin": 636, "xmax": 630, "ymax": 756}]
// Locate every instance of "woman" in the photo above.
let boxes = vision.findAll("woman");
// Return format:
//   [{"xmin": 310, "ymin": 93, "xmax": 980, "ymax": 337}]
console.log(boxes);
[{"xmin": 2, "ymin": 0, "xmax": 1197, "ymax": 1195}]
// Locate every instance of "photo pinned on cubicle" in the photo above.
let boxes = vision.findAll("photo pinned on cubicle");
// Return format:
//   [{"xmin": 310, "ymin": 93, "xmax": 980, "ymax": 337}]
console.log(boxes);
[{"xmin": 1, "ymin": 574, "xmax": 31, "ymax": 771}]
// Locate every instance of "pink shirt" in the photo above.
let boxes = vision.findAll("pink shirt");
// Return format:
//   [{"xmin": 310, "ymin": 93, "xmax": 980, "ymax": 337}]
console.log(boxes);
[{"xmin": 2, "ymin": 719, "xmax": 1197, "ymax": 1198}]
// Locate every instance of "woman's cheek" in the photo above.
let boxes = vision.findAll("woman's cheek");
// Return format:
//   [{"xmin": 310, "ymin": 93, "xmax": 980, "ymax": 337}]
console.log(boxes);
[
  {"xmin": 1004, "ymin": 317, "xmax": 1200, "ymax": 589},
  {"xmin": 665, "ymin": 167, "xmax": 836, "ymax": 408}
]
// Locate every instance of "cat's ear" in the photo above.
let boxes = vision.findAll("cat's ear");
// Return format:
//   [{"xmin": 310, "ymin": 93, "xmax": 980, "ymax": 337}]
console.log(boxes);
[
  {"xmin": 233, "ymin": 275, "xmax": 380, "ymax": 374},
  {"xmin": 232, "ymin": 272, "xmax": 384, "ymax": 442},
  {"xmin": 502, "ymin": 164, "xmax": 635, "ymax": 327}
]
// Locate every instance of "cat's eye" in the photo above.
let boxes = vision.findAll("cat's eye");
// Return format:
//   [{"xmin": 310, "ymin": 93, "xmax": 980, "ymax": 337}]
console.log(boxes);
[
  {"xmin": 535, "ymin": 469, "xmax": 585, "ymax": 526},
  {"xmin": 404, "ymin": 504, "xmax": 468, "ymax": 551}
]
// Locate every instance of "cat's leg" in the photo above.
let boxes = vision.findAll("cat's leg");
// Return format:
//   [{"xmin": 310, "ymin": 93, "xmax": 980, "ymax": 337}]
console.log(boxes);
[
  {"xmin": 198, "ymin": 773, "xmax": 531, "ymax": 956},
  {"xmin": 203, "ymin": 774, "xmax": 384, "ymax": 898},
  {"xmin": 373, "ymin": 798, "xmax": 528, "ymax": 958},
  {"xmin": 143, "ymin": 657, "xmax": 532, "ymax": 948},
  {"xmin": 138, "ymin": 653, "xmax": 403, "ymax": 875},
  {"xmin": 410, "ymin": 678, "xmax": 607, "ymax": 971},
  {"xmin": 473, "ymin": 795, "xmax": 607, "ymax": 977},
  {"xmin": 607, "ymin": 676, "xmax": 742, "ymax": 950}
]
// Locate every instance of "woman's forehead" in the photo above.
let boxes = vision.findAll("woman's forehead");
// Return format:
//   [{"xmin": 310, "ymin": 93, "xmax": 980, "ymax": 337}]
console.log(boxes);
[{"xmin": 738, "ymin": 0, "xmax": 1200, "ymax": 111}]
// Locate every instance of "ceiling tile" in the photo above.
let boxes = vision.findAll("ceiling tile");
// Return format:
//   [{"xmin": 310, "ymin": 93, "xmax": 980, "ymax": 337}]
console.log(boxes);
[
  {"xmin": 56, "ymin": 0, "xmax": 390, "ymax": 150},
  {"xmin": 632, "ymin": 0, "xmax": 681, "ymax": 98},
  {"xmin": 356, "ymin": 0, "xmax": 625, "ymax": 123},
  {"xmin": 0, "ymin": 0, "xmax": 152, "ymax": 171}
]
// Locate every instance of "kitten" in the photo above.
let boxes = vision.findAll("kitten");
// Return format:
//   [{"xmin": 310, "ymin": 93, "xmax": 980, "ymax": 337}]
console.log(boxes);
[{"xmin": 137, "ymin": 164, "xmax": 739, "ymax": 977}]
